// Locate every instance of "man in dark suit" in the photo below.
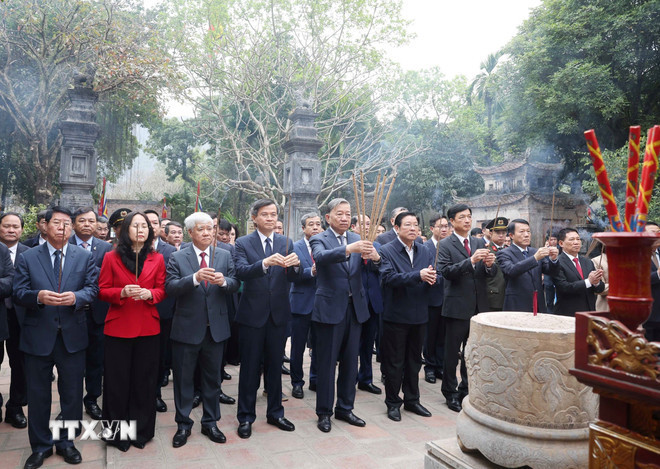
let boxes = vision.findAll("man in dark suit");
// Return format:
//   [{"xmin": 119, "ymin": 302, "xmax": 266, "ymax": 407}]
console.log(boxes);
[
  {"xmin": 350, "ymin": 215, "xmax": 383, "ymax": 395},
  {"xmin": 437, "ymin": 204, "xmax": 497, "ymax": 413},
  {"xmin": 23, "ymin": 210, "xmax": 48, "ymax": 248},
  {"xmin": 543, "ymin": 232, "xmax": 559, "ymax": 313},
  {"xmin": 497, "ymin": 219, "xmax": 559, "ymax": 313},
  {"xmin": 13, "ymin": 206, "xmax": 98, "ymax": 469},
  {"xmin": 289, "ymin": 212, "xmax": 322, "ymax": 399},
  {"xmin": 144, "ymin": 209, "xmax": 177, "ymax": 412},
  {"xmin": 551, "ymin": 227, "xmax": 604, "ymax": 316},
  {"xmin": 643, "ymin": 222, "xmax": 660, "ymax": 341},
  {"xmin": 0, "ymin": 242, "xmax": 15, "ymax": 426},
  {"xmin": 423, "ymin": 214, "xmax": 449, "ymax": 384},
  {"xmin": 69, "ymin": 207, "xmax": 112, "ymax": 421},
  {"xmin": 310, "ymin": 198, "xmax": 380, "ymax": 433},
  {"xmin": 484, "ymin": 217, "xmax": 508, "ymax": 312},
  {"xmin": 0, "ymin": 212, "xmax": 30, "ymax": 428},
  {"xmin": 379, "ymin": 211, "xmax": 436, "ymax": 421},
  {"xmin": 233, "ymin": 199, "xmax": 301, "ymax": 438},
  {"xmin": 165, "ymin": 212, "xmax": 239, "ymax": 448}
]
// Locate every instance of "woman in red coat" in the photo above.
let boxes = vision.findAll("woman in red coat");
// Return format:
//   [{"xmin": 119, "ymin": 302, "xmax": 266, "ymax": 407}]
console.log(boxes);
[{"xmin": 99, "ymin": 212, "xmax": 166, "ymax": 451}]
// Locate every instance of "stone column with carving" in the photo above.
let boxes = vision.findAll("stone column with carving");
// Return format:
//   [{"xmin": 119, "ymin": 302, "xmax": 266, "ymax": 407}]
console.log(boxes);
[
  {"xmin": 282, "ymin": 106, "xmax": 323, "ymax": 241},
  {"xmin": 59, "ymin": 76, "xmax": 100, "ymax": 210}
]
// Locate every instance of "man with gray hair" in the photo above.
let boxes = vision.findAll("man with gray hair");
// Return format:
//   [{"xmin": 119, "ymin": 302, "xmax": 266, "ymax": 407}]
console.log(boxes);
[
  {"xmin": 289, "ymin": 212, "xmax": 322, "ymax": 399},
  {"xmin": 165, "ymin": 211, "xmax": 239, "ymax": 448},
  {"xmin": 310, "ymin": 198, "xmax": 381, "ymax": 433}
]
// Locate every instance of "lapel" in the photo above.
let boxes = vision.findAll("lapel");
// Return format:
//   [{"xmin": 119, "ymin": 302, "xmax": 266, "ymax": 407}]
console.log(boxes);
[
  {"xmin": 297, "ymin": 240, "xmax": 312, "ymax": 268},
  {"xmin": 450, "ymin": 235, "xmax": 468, "ymax": 259},
  {"xmin": 59, "ymin": 245, "xmax": 77, "ymax": 288},
  {"xmin": 37, "ymin": 243, "xmax": 58, "ymax": 290},
  {"xmin": 250, "ymin": 230, "xmax": 265, "ymax": 259},
  {"xmin": 185, "ymin": 247, "xmax": 208, "ymax": 290},
  {"xmin": 561, "ymin": 252, "xmax": 581, "ymax": 279}
]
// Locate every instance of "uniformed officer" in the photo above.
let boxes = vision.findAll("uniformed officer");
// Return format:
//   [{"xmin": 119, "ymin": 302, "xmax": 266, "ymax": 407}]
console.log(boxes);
[{"xmin": 484, "ymin": 217, "xmax": 508, "ymax": 312}]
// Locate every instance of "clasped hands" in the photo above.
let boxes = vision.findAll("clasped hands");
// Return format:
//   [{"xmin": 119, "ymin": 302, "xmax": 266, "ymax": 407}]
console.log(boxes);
[
  {"xmin": 263, "ymin": 252, "xmax": 300, "ymax": 268},
  {"xmin": 347, "ymin": 240, "xmax": 380, "ymax": 261},
  {"xmin": 588, "ymin": 269, "xmax": 604, "ymax": 285},
  {"xmin": 195, "ymin": 267, "xmax": 226, "ymax": 285},
  {"xmin": 533, "ymin": 246, "xmax": 559, "ymax": 261},
  {"xmin": 120, "ymin": 284, "xmax": 153, "ymax": 301},
  {"xmin": 38, "ymin": 290, "xmax": 76, "ymax": 306},
  {"xmin": 420, "ymin": 266, "xmax": 437, "ymax": 285},
  {"xmin": 470, "ymin": 248, "xmax": 496, "ymax": 267}
]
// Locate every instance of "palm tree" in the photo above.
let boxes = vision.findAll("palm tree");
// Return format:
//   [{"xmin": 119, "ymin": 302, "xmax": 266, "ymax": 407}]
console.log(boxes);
[{"xmin": 467, "ymin": 51, "xmax": 503, "ymax": 158}]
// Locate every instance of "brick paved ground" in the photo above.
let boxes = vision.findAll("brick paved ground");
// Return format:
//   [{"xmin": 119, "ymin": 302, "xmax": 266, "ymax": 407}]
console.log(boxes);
[{"xmin": 0, "ymin": 342, "xmax": 459, "ymax": 468}]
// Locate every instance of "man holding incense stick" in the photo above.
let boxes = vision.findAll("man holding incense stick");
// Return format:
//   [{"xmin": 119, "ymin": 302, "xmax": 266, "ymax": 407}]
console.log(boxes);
[
  {"xmin": 310, "ymin": 198, "xmax": 380, "ymax": 433},
  {"xmin": 13, "ymin": 206, "xmax": 98, "ymax": 468}
]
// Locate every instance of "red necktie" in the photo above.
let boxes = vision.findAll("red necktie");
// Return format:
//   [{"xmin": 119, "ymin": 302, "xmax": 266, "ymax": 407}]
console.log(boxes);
[
  {"xmin": 200, "ymin": 252, "xmax": 208, "ymax": 286},
  {"xmin": 464, "ymin": 238, "xmax": 471, "ymax": 256},
  {"xmin": 573, "ymin": 257, "xmax": 584, "ymax": 279}
]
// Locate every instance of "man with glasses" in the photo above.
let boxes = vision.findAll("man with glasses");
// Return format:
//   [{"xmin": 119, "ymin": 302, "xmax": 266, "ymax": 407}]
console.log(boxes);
[{"xmin": 551, "ymin": 227, "xmax": 604, "ymax": 316}]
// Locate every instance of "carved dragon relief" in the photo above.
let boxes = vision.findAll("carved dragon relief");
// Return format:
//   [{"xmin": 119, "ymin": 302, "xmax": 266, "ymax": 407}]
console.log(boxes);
[{"xmin": 586, "ymin": 317, "xmax": 660, "ymax": 381}]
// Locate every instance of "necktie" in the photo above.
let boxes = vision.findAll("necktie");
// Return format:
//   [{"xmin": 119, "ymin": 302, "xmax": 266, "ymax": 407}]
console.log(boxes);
[
  {"xmin": 265, "ymin": 238, "xmax": 272, "ymax": 257},
  {"xmin": 81, "ymin": 242, "xmax": 89, "ymax": 250},
  {"xmin": 199, "ymin": 252, "xmax": 208, "ymax": 286},
  {"xmin": 53, "ymin": 250, "xmax": 62, "ymax": 291},
  {"xmin": 463, "ymin": 238, "xmax": 471, "ymax": 256},
  {"xmin": 337, "ymin": 235, "xmax": 344, "ymax": 246},
  {"xmin": 522, "ymin": 250, "xmax": 528, "ymax": 258},
  {"xmin": 573, "ymin": 257, "xmax": 584, "ymax": 279}
]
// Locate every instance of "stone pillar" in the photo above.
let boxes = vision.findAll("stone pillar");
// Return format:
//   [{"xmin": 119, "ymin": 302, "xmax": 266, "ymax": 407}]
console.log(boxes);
[
  {"xmin": 282, "ymin": 106, "xmax": 323, "ymax": 241},
  {"xmin": 59, "ymin": 80, "xmax": 100, "ymax": 210}
]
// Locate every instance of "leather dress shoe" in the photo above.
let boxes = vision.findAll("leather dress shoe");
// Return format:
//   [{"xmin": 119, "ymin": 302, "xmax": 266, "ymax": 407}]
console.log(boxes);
[
  {"xmin": 424, "ymin": 371, "xmax": 436, "ymax": 384},
  {"xmin": 219, "ymin": 392, "xmax": 235, "ymax": 405},
  {"xmin": 5, "ymin": 409, "xmax": 28, "ymax": 428},
  {"xmin": 404, "ymin": 402, "xmax": 432, "ymax": 417},
  {"xmin": 24, "ymin": 449, "xmax": 53, "ymax": 469},
  {"xmin": 105, "ymin": 439, "xmax": 130, "ymax": 452},
  {"xmin": 291, "ymin": 385, "xmax": 304, "ymax": 399},
  {"xmin": 156, "ymin": 397, "xmax": 167, "ymax": 412},
  {"xmin": 237, "ymin": 421, "xmax": 252, "ymax": 439},
  {"xmin": 447, "ymin": 398, "xmax": 462, "ymax": 413},
  {"xmin": 282, "ymin": 354, "xmax": 290, "ymax": 363},
  {"xmin": 357, "ymin": 382, "xmax": 382, "ymax": 394},
  {"xmin": 131, "ymin": 440, "xmax": 146, "ymax": 449},
  {"xmin": 84, "ymin": 401, "xmax": 102, "ymax": 420},
  {"xmin": 266, "ymin": 416, "xmax": 295, "ymax": 431},
  {"xmin": 202, "ymin": 425, "xmax": 226, "ymax": 443},
  {"xmin": 317, "ymin": 415, "xmax": 331, "ymax": 432},
  {"xmin": 160, "ymin": 374, "xmax": 169, "ymax": 387},
  {"xmin": 56, "ymin": 445, "xmax": 82, "ymax": 464},
  {"xmin": 221, "ymin": 370, "xmax": 232, "ymax": 381},
  {"xmin": 308, "ymin": 382, "xmax": 317, "ymax": 392},
  {"xmin": 281, "ymin": 364, "xmax": 290, "ymax": 375},
  {"xmin": 387, "ymin": 406, "xmax": 401, "ymax": 422},
  {"xmin": 192, "ymin": 394, "xmax": 201, "ymax": 408},
  {"xmin": 335, "ymin": 411, "xmax": 365, "ymax": 427},
  {"xmin": 172, "ymin": 428, "xmax": 191, "ymax": 448}
]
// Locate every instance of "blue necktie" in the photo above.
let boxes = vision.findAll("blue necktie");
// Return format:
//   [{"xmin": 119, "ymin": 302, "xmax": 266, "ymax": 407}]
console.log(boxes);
[
  {"xmin": 522, "ymin": 250, "xmax": 528, "ymax": 258},
  {"xmin": 265, "ymin": 238, "xmax": 272, "ymax": 257}
]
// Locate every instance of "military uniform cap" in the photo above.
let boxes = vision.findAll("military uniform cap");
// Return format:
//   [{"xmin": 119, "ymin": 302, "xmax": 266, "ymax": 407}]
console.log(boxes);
[
  {"xmin": 485, "ymin": 216, "xmax": 509, "ymax": 231},
  {"xmin": 109, "ymin": 208, "xmax": 132, "ymax": 228}
]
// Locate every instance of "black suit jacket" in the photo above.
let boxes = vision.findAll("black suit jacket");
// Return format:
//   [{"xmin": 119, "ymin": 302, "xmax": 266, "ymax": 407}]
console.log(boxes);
[
  {"xmin": 23, "ymin": 235, "xmax": 44, "ymax": 248},
  {"xmin": 551, "ymin": 252, "xmax": 605, "ymax": 316},
  {"xmin": 154, "ymin": 238, "xmax": 177, "ymax": 320},
  {"xmin": 0, "ymin": 243, "xmax": 15, "ymax": 340},
  {"xmin": 497, "ymin": 246, "xmax": 559, "ymax": 313},
  {"xmin": 437, "ymin": 234, "xmax": 496, "ymax": 319},
  {"xmin": 379, "ymin": 239, "xmax": 435, "ymax": 324},
  {"xmin": 376, "ymin": 229, "xmax": 423, "ymax": 246},
  {"xmin": 69, "ymin": 236, "xmax": 113, "ymax": 324},
  {"xmin": 424, "ymin": 239, "xmax": 444, "ymax": 308}
]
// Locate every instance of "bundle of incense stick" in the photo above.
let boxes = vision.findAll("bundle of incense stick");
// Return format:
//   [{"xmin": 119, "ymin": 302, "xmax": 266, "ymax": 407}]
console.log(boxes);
[{"xmin": 352, "ymin": 171, "xmax": 396, "ymax": 242}]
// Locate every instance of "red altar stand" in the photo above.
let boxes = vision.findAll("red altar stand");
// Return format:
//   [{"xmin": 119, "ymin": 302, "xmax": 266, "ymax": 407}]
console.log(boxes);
[{"xmin": 571, "ymin": 232, "xmax": 660, "ymax": 468}]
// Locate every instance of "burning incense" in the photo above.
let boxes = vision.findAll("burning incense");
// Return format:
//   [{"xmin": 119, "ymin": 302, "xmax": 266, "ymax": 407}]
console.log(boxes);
[
  {"xmin": 373, "ymin": 175, "xmax": 396, "ymax": 241},
  {"xmin": 584, "ymin": 130, "xmax": 624, "ymax": 232},
  {"xmin": 624, "ymin": 126, "xmax": 641, "ymax": 231},
  {"xmin": 368, "ymin": 172, "xmax": 381, "ymax": 240},
  {"xmin": 352, "ymin": 173, "xmax": 362, "ymax": 239},
  {"xmin": 634, "ymin": 126, "xmax": 660, "ymax": 232},
  {"xmin": 548, "ymin": 190, "xmax": 556, "ymax": 240},
  {"xmin": 135, "ymin": 244, "xmax": 139, "ymax": 283},
  {"xmin": 360, "ymin": 171, "xmax": 367, "ymax": 240},
  {"xmin": 58, "ymin": 249, "xmax": 64, "ymax": 293},
  {"xmin": 285, "ymin": 195, "xmax": 292, "ymax": 255}
]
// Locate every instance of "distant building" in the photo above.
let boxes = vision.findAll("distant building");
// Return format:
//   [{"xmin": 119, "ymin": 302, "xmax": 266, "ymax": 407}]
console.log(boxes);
[{"xmin": 457, "ymin": 151, "xmax": 587, "ymax": 247}]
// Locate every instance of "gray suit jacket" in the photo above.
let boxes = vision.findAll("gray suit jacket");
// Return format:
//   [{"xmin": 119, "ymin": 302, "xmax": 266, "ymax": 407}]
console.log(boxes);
[{"xmin": 165, "ymin": 244, "xmax": 239, "ymax": 345}]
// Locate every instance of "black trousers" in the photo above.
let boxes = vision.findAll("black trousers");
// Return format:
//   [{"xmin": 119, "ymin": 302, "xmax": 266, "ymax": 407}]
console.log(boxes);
[
  {"xmin": 290, "ymin": 313, "xmax": 312, "ymax": 387},
  {"xmin": 24, "ymin": 332, "xmax": 84, "ymax": 452},
  {"xmin": 102, "ymin": 335, "xmax": 159, "ymax": 444},
  {"xmin": 440, "ymin": 317, "xmax": 470, "ymax": 401},
  {"xmin": 237, "ymin": 317, "xmax": 287, "ymax": 423},
  {"xmin": 313, "ymin": 302, "xmax": 361, "ymax": 417},
  {"xmin": 172, "ymin": 329, "xmax": 223, "ymax": 429},
  {"xmin": 357, "ymin": 304, "xmax": 378, "ymax": 385},
  {"xmin": 423, "ymin": 305, "xmax": 445, "ymax": 375},
  {"xmin": 381, "ymin": 321, "xmax": 425, "ymax": 408},
  {"xmin": 156, "ymin": 317, "xmax": 172, "ymax": 398},
  {"xmin": 5, "ymin": 306, "xmax": 27, "ymax": 412},
  {"xmin": 645, "ymin": 321, "xmax": 660, "ymax": 342},
  {"xmin": 84, "ymin": 310, "xmax": 105, "ymax": 405}
]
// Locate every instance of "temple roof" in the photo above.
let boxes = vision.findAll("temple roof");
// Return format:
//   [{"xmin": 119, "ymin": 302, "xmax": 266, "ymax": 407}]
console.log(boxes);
[
  {"xmin": 456, "ymin": 191, "xmax": 586, "ymax": 208},
  {"xmin": 473, "ymin": 154, "xmax": 562, "ymax": 175}
]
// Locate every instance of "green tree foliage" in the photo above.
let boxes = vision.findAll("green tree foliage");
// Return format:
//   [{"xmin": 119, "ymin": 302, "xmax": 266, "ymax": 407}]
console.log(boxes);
[
  {"xmin": 0, "ymin": 0, "xmax": 176, "ymax": 204},
  {"xmin": 156, "ymin": 0, "xmax": 421, "ymax": 209}
]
